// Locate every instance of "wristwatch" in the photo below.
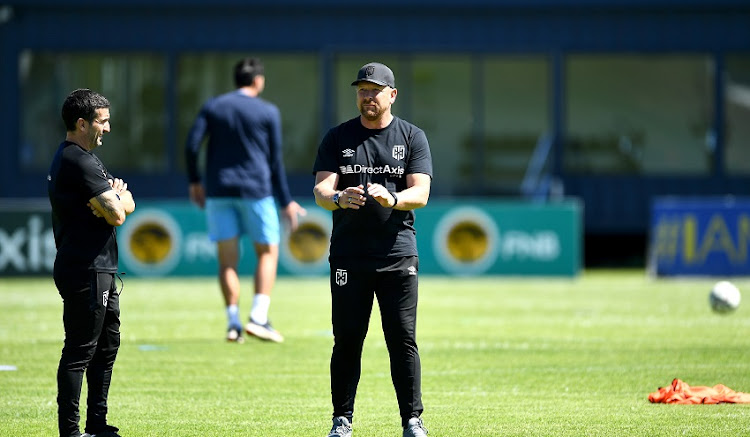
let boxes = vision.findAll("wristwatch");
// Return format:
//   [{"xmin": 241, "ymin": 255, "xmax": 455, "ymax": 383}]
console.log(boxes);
[{"xmin": 332, "ymin": 191, "xmax": 342, "ymax": 209}]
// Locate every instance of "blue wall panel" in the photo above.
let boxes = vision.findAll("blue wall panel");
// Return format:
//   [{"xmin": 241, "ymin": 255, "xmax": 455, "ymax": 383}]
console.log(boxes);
[{"xmin": 9, "ymin": 5, "xmax": 750, "ymax": 53}]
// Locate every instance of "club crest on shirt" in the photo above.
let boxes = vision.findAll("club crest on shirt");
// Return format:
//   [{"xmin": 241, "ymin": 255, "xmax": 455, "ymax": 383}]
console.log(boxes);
[
  {"xmin": 335, "ymin": 269, "xmax": 348, "ymax": 286},
  {"xmin": 392, "ymin": 145, "xmax": 405, "ymax": 160}
]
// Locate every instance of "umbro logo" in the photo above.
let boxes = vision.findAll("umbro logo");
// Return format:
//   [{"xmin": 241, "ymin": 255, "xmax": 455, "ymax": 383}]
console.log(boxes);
[
  {"xmin": 407, "ymin": 266, "xmax": 417, "ymax": 276},
  {"xmin": 342, "ymin": 149, "xmax": 355, "ymax": 158}
]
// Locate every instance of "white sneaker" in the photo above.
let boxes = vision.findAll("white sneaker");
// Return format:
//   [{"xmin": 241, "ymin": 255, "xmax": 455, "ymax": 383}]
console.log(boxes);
[{"xmin": 245, "ymin": 319, "xmax": 284, "ymax": 343}]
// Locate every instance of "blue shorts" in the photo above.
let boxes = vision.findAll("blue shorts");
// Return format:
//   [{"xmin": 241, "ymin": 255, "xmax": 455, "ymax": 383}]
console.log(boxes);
[{"xmin": 205, "ymin": 197, "xmax": 280, "ymax": 244}]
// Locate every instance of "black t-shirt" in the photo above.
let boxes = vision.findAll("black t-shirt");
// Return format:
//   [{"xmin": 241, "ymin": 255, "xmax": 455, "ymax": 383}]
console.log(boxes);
[
  {"xmin": 48, "ymin": 141, "xmax": 119, "ymax": 275},
  {"xmin": 313, "ymin": 116, "xmax": 433, "ymax": 258}
]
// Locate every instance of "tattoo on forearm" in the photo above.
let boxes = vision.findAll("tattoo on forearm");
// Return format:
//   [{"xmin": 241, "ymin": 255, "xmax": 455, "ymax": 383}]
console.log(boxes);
[{"xmin": 96, "ymin": 194, "xmax": 119, "ymax": 218}]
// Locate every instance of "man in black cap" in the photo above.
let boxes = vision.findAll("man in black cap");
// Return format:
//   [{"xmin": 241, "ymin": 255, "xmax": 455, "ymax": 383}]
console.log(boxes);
[{"xmin": 313, "ymin": 62, "xmax": 432, "ymax": 437}]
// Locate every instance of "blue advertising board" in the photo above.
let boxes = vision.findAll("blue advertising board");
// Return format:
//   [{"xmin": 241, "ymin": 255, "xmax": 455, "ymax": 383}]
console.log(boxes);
[{"xmin": 649, "ymin": 197, "xmax": 750, "ymax": 276}]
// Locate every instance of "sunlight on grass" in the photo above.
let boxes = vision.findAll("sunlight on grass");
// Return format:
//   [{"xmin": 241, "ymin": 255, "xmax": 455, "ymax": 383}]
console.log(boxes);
[{"xmin": 1, "ymin": 271, "xmax": 749, "ymax": 436}]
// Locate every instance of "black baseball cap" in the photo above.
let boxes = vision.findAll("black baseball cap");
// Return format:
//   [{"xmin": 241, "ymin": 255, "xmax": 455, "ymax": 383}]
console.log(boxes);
[{"xmin": 351, "ymin": 62, "xmax": 396, "ymax": 88}]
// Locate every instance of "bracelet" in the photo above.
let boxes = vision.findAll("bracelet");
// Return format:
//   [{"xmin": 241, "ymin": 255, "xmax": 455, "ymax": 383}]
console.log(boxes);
[{"xmin": 389, "ymin": 191, "xmax": 398, "ymax": 208}]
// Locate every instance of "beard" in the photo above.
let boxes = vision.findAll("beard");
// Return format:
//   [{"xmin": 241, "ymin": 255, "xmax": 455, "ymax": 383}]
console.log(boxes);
[{"xmin": 358, "ymin": 102, "xmax": 385, "ymax": 121}]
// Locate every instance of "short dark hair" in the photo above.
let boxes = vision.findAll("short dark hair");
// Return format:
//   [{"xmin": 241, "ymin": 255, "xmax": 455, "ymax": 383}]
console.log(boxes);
[
  {"xmin": 61, "ymin": 88, "xmax": 110, "ymax": 131},
  {"xmin": 234, "ymin": 57, "xmax": 264, "ymax": 87}
]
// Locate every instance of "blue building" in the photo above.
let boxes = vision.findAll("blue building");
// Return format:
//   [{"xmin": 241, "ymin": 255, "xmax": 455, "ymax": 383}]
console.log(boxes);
[{"xmin": 1, "ymin": 0, "xmax": 748, "ymax": 265}]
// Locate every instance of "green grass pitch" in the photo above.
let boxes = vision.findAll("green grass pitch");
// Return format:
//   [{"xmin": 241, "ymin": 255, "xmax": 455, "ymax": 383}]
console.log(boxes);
[{"xmin": 1, "ymin": 270, "xmax": 750, "ymax": 436}]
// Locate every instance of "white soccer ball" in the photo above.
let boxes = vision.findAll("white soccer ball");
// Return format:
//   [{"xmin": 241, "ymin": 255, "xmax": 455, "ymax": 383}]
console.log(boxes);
[{"xmin": 709, "ymin": 280, "xmax": 741, "ymax": 314}]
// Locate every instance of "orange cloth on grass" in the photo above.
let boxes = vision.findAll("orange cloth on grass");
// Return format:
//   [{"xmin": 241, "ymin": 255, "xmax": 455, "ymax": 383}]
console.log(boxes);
[{"xmin": 649, "ymin": 378, "xmax": 750, "ymax": 404}]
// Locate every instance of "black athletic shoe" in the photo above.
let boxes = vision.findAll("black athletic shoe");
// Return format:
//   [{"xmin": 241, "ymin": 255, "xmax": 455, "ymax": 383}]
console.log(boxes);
[
  {"xmin": 403, "ymin": 417, "xmax": 428, "ymax": 437},
  {"xmin": 328, "ymin": 416, "xmax": 352, "ymax": 437},
  {"xmin": 83, "ymin": 430, "xmax": 122, "ymax": 437}
]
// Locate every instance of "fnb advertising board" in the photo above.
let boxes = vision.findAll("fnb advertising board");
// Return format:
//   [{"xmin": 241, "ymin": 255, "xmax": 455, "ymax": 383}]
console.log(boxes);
[
  {"xmin": 0, "ymin": 199, "xmax": 581, "ymax": 277},
  {"xmin": 649, "ymin": 197, "xmax": 750, "ymax": 277},
  {"xmin": 418, "ymin": 200, "xmax": 581, "ymax": 276}
]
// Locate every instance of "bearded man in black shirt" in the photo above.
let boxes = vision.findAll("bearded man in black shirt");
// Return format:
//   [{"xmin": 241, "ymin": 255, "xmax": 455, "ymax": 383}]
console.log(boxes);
[
  {"xmin": 48, "ymin": 89, "xmax": 135, "ymax": 437},
  {"xmin": 313, "ymin": 63, "xmax": 432, "ymax": 437}
]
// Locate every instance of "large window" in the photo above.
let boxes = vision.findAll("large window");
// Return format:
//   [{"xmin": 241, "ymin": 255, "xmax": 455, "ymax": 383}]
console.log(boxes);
[
  {"xmin": 177, "ymin": 53, "xmax": 320, "ymax": 174},
  {"xmin": 565, "ymin": 55, "xmax": 714, "ymax": 175},
  {"xmin": 19, "ymin": 51, "xmax": 167, "ymax": 172},
  {"xmin": 19, "ymin": 51, "xmax": 738, "ymax": 199},
  {"xmin": 480, "ymin": 57, "xmax": 550, "ymax": 194},
  {"xmin": 409, "ymin": 56, "xmax": 473, "ymax": 195},
  {"xmin": 725, "ymin": 54, "xmax": 750, "ymax": 175}
]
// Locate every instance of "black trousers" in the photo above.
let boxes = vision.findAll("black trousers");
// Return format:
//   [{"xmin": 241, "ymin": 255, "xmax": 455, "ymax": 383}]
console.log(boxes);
[
  {"xmin": 329, "ymin": 256, "xmax": 424, "ymax": 427},
  {"xmin": 55, "ymin": 271, "xmax": 120, "ymax": 437}
]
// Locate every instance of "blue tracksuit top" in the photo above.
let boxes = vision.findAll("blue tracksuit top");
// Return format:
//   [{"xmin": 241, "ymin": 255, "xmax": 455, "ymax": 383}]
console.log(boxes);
[{"xmin": 185, "ymin": 89, "xmax": 292, "ymax": 206}]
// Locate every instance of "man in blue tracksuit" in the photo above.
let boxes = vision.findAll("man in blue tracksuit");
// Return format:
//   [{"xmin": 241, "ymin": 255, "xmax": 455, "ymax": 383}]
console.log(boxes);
[{"xmin": 185, "ymin": 57, "xmax": 306, "ymax": 343}]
